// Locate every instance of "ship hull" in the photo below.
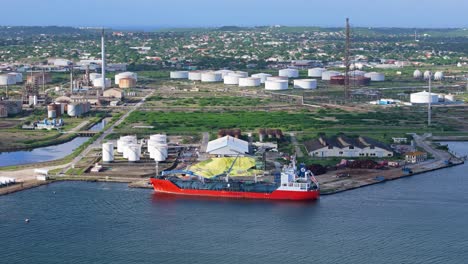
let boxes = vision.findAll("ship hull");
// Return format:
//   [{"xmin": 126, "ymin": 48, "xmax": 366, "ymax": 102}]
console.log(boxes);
[{"xmin": 150, "ymin": 178, "xmax": 319, "ymax": 201}]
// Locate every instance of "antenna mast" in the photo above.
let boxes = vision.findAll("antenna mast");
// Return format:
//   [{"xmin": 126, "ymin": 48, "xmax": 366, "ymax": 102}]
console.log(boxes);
[
  {"xmin": 428, "ymin": 72, "xmax": 432, "ymax": 126},
  {"xmin": 344, "ymin": 18, "xmax": 351, "ymax": 102},
  {"xmin": 101, "ymin": 28, "xmax": 106, "ymax": 92}
]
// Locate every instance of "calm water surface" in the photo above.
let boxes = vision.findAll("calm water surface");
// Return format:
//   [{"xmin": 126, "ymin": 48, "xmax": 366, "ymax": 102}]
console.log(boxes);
[
  {"xmin": 0, "ymin": 137, "xmax": 89, "ymax": 167},
  {"xmin": 0, "ymin": 142, "xmax": 467, "ymax": 264}
]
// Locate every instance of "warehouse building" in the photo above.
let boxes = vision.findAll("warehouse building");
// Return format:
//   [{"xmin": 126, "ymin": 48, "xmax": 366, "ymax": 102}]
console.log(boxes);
[
  {"xmin": 306, "ymin": 135, "xmax": 393, "ymax": 158},
  {"xmin": 206, "ymin": 136, "xmax": 249, "ymax": 156}
]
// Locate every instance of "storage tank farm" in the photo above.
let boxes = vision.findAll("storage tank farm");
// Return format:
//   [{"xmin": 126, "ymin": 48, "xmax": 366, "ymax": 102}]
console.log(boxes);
[
  {"xmin": 238, "ymin": 77, "xmax": 261, "ymax": 87},
  {"xmin": 294, "ymin": 79, "xmax": 317, "ymax": 89},
  {"xmin": 102, "ymin": 142, "xmax": 114, "ymax": 163},
  {"xmin": 251, "ymin": 73, "xmax": 272, "ymax": 83},
  {"xmin": 148, "ymin": 134, "xmax": 168, "ymax": 162},
  {"xmin": 279, "ymin": 69, "xmax": 299, "ymax": 78},
  {"xmin": 322, "ymin": 71, "xmax": 342, "ymax": 81},
  {"xmin": 308, "ymin": 68, "xmax": 326, "ymax": 78},
  {"xmin": 170, "ymin": 71, "xmax": 189, "ymax": 79}
]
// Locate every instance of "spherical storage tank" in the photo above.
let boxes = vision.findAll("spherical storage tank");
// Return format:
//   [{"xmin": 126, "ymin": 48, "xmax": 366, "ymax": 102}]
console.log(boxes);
[
  {"xmin": 93, "ymin": 78, "xmax": 111, "ymax": 88},
  {"xmin": 170, "ymin": 71, "xmax": 189, "ymax": 79},
  {"xmin": 364, "ymin": 72, "xmax": 385, "ymax": 81},
  {"xmin": 279, "ymin": 69, "xmax": 299, "ymax": 78},
  {"xmin": 251, "ymin": 73, "xmax": 272, "ymax": 83},
  {"xmin": 238, "ymin": 77, "xmax": 261, "ymax": 87},
  {"xmin": 294, "ymin": 79, "xmax": 317, "ymax": 89},
  {"xmin": 115, "ymin": 72, "xmax": 137, "ymax": 85},
  {"xmin": 201, "ymin": 72, "xmax": 223, "ymax": 82},
  {"xmin": 188, "ymin": 71, "xmax": 203, "ymax": 81},
  {"xmin": 265, "ymin": 80, "xmax": 288, "ymax": 91},
  {"xmin": 434, "ymin": 71, "xmax": 444, "ymax": 81},
  {"xmin": 410, "ymin": 91, "xmax": 439, "ymax": 104},
  {"xmin": 423, "ymin": 71, "xmax": 432, "ymax": 80},
  {"xmin": 308, "ymin": 68, "xmax": 326, "ymax": 78},
  {"xmin": 102, "ymin": 142, "xmax": 114, "ymax": 163},
  {"xmin": 224, "ymin": 74, "xmax": 243, "ymax": 85},
  {"xmin": 322, "ymin": 71, "xmax": 341, "ymax": 81},
  {"xmin": 413, "ymin": 70, "xmax": 422, "ymax": 79}
]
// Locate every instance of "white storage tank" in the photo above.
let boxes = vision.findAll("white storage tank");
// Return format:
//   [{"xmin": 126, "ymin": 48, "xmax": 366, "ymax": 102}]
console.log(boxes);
[
  {"xmin": 410, "ymin": 91, "xmax": 439, "ymax": 104},
  {"xmin": 201, "ymin": 72, "xmax": 223, "ymax": 82},
  {"xmin": 188, "ymin": 71, "xmax": 203, "ymax": 81},
  {"xmin": 102, "ymin": 142, "xmax": 114, "ymax": 163},
  {"xmin": 294, "ymin": 79, "xmax": 317, "ymax": 89},
  {"xmin": 224, "ymin": 74, "xmax": 242, "ymax": 85},
  {"xmin": 266, "ymin": 76, "xmax": 288, "ymax": 81},
  {"xmin": 215, "ymin": 70, "xmax": 234, "ymax": 79},
  {"xmin": 115, "ymin": 72, "xmax": 138, "ymax": 85},
  {"xmin": 308, "ymin": 68, "xmax": 326, "ymax": 78},
  {"xmin": 434, "ymin": 71, "xmax": 444, "ymax": 81},
  {"xmin": 170, "ymin": 71, "xmax": 189, "ymax": 79},
  {"xmin": 413, "ymin": 70, "xmax": 422, "ymax": 79},
  {"xmin": 364, "ymin": 72, "xmax": 385, "ymax": 82},
  {"xmin": 423, "ymin": 71, "xmax": 432, "ymax": 80},
  {"xmin": 279, "ymin": 69, "xmax": 299, "ymax": 78},
  {"xmin": 322, "ymin": 71, "xmax": 341, "ymax": 81},
  {"xmin": 117, "ymin": 135, "xmax": 137, "ymax": 153},
  {"xmin": 93, "ymin": 78, "xmax": 111, "ymax": 88},
  {"xmin": 149, "ymin": 134, "xmax": 167, "ymax": 144},
  {"xmin": 0, "ymin": 74, "xmax": 16, "ymax": 85},
  {"xmin": 229, "ymin": 71, "xmax": 248, "ymax": 78},
  {"xmin": 238, "ymin": 77, "xmax": 261, "ymax": 87},
  {"xmin": 127, "ymin": 144, "xmax": 141, "ymax": 162},
  {"xmin": 251, "ymin": 73, "xmax": 272, "ymax": 83},
  {"xmin": 89, "ymin": 73, "xmax": 102, "ymax": 81},
  {"xmin": 67, "ymin": 103, "xmax": 78, "ymax": 117},
  {"xmin": 265, "ymin": 80, "xmax": 289, "ymax": 91}
]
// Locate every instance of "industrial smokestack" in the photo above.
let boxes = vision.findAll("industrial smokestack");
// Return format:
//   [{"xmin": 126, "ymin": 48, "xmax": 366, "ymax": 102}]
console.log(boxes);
[{"xmin": 101, "ymin": 28, "xmax": 106, "ymax": 91}]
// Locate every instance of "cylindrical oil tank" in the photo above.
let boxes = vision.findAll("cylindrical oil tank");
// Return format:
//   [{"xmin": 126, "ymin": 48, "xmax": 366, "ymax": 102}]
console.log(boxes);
[
  {"xmin": 89, "ymin": 73, "xmax": 102, "ymax": 81},
  {"xmin": 115, "ymin": 72, "xmax": 137, "ymax": 84},
  {"xmin": 251, "ymin": 73, "xmax": 272, "ymax": 83},
  {"xmin": 0, "ymin": 74, "xmax": 16, "ymax": 85},
  {"xmin": 265, "ymin": 80, "xmax": 289, "ymax": 91},
  {"xmin": 93, "ymin": 78, "xmax": 111, "ymax": 88},
  {"xmin": 413, "ymin": 70, "xmax": 422, "ymax": 79},
  {"xmin": 188, "ymin": 71, "xmax": 203, "ymax": 81},
  {"xmin": 410, "ymin": 91, "xmax": 439, "ymax": 104},
  {"xmin": 118, "ymin": 78, "xmax": 136, "ymax": 88},
  {"xmin": 322, "ymin": 71, "xmax": 341, "ymax": 81},
  {"xmin": 308, "ymin": 68, "xmax": 326, "ymax": 78},
  {"xmin": 364, "ymin": 72, "xmax": 385, "ymax": 81},
  {"xmin": 149, "ymin": 134, "xmax": 167, "ymax": 144},
  {"xmin": 47, "ymin": 104, "xmax": 57, "ymax": 111},
  {"xmin": 215, "ymin": 70, "xmax": 235, "ymax": 79},
  {"xmin": 266, "ymin": 76, "xmax": 288, "ymax": 81},
  {"xmin": 48, "ymin": 110, "xmax": 57, "ymax": 118},
  {"xmin": 279, "ymin": 69, "xmax": 299, "ymax": 78},
  {"xmin": 201, "ymin": 72, "xmax": 223, "ymax": 82},
  {"xmin": 102, "ymin": 142, "xmax": 114, "ymax": 163},
  {"xmin": 423, "ymin": 71, "xmax": 432, "ymax": 80},
  {"xmin": 170, "ymin": 71, "xmax": 189, "ymax": 79},
  {"xmin": 117, "ymin": 135, "xmax": 137, "ymax": 153},
  {"xmin": 127, "ymin": 144, "xmax": 141, "ymax": 162},
  {"xmin": 67, "ymin": 103, "xmax": 77, "ymax": 117},
  {"xmin": 229, "ymin": 71, "xmax": 248, "ymax": 78},
  {"xmin": 434, "ymin": 71, "xmax": 444, "ymax": 81},
  {"xmin": 238, "ymin": 77, "xmax": 261, "ymax": 87},
  {"xmin": 224, "ymin": 74, "xmax": 241, "ymax": 85},
  {"xmin": 294, "ymin": 79, "xmax": 317, "ymax": 89}
]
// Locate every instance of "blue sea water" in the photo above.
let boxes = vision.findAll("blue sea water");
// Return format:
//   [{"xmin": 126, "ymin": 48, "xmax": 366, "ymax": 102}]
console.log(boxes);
[{"xmin": 0, "ymin": 142, "xmax": 467, "ymax": 264}]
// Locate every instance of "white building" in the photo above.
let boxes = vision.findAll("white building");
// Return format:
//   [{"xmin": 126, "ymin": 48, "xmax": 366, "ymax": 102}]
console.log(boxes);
[
  {"xmin": 206, "ymin": 136, "xmax": 249, "ymax": 156},
  {"xmin": 306, "ymin": 136, "xmax": 393, "ymax": 158}
]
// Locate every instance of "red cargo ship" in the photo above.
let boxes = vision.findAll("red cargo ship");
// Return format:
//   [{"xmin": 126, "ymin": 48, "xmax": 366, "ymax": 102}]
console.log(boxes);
[{"xmin": 150, "ymin": 161, "xmax": 319, "ymax": 201}]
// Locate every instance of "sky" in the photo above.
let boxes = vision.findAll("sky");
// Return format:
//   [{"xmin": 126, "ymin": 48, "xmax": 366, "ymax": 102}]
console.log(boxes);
[{"xmin": 1, "ymin": 0, "xmax": 467, "ymax": 29}]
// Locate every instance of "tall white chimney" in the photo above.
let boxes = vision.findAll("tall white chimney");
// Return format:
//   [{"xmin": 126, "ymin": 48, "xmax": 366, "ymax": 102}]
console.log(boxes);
[{"xmin": 101, "ymin": 28, "xmax": 106, "ymax": 91}]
